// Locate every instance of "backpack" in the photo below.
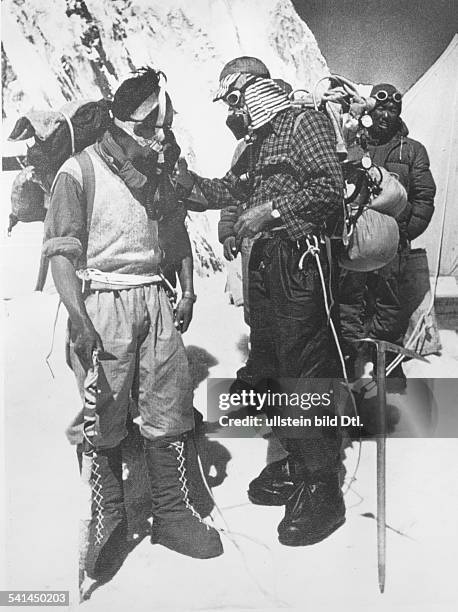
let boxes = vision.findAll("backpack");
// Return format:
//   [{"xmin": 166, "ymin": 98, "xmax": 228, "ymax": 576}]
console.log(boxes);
[
  {"xmin": 7, "ymin": 99, "xmax": 111, "ymax": 236},
  {"xmin": 291, "ymin": 76, "xmax": 404, "ymax": 270},
  {"xmin": 337, "ymin": 163, "xmax": 403, "ymax": 271},
  {"xmin": 7, "ymin": 100, "xmax": 110, "ymax": 290}
]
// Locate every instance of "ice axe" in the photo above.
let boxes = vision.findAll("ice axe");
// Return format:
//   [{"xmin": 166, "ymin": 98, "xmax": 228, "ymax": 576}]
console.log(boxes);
[{"xmin": 355, "ymin": 338, "xmax": 428, "ymax": 593}]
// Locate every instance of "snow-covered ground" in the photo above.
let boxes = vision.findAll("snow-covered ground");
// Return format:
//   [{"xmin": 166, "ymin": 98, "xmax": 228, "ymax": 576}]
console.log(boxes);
[{"xmin": 2, "ymin": 168, "xmax": 458, "ymax": 612}]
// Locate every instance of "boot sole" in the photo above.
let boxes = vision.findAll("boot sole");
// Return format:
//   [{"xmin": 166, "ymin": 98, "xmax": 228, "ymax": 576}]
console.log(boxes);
[
  {"xmin": 247, "ymin": 490, "xmax": 291, "ymax": 506},
  {"xmin": 278, "ymin": 516, "xmax": 346, "ymax": 547},
  {"xmin": 151, "ymin": 533, "xmax": 224, "ymax": 559}
]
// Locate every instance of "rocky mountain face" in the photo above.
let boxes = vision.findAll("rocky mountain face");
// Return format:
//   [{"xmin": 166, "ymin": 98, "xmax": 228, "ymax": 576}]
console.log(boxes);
[{"xmin": 2, "ymin": 0, "xmax": 328, "ymax": 275}]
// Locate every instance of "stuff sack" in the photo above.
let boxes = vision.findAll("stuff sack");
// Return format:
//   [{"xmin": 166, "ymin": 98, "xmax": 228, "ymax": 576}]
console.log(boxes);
[
  {"xmin": 7, "ymin": 99, "xmax": 111, "ymax": 235},
  {"xmin": 339, "ymin": 208, "xmax": 399, "ymax": 272},
  {"xmin": 9, "ymin": 166, "xmax": 48, "ymax": 233},
  {"xmin": 368, "ymin": 166, "xmax": 408, "ymax": 218}
]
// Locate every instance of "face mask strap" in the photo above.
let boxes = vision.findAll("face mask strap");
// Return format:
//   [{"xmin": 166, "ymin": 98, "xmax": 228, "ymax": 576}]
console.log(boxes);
[
  {"xmin": 154, "ymin": 74, "xmax": 168, "ymax": 129},
  {"xmin": 113, "ymin": 117, "xmax": 164, "ymax": 151}
]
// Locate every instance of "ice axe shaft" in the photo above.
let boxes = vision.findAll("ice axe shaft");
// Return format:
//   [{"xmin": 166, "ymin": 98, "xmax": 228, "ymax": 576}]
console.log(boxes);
[
  {"xmin": 376, "ymin": 346, "xmax": 386, "ymax": 594},
  {"xmin": 354, "ymin": 338, "xmax": 426, "ymax": 594}
]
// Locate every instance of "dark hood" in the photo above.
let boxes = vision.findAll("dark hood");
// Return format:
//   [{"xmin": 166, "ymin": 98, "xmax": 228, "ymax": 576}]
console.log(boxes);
[{"xmin": 397, "ymin": 118, "xmax": 409, "ymax": 138}]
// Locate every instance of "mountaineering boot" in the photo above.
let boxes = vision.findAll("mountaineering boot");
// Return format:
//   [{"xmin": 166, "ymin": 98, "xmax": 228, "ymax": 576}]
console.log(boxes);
[
  {"xmin": 277, "ymin": 471, "xmax": 346, "ymax": 546},
  {"xmin": 82, "ymin": 445, "xmax": 128, "ymax": 580},
  {"xmin": 143, "ymin": 435, "xmax": 223, "ymax": 559},
  {"xmin": 184, "ymin": 424, "xmax": 215, "ymax": 519},
  {"xmin": 247, "ymin": 457, "xmax": 296, "ymax": 506}
]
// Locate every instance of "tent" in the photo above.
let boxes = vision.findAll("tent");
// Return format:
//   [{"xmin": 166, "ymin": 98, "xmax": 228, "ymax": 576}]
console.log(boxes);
[{"xmin": 403, "ymin": 34, "xmax": 458, "ymax": 280}]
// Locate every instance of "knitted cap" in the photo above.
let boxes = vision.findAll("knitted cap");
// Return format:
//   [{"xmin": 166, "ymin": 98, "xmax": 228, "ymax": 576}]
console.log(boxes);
[{"xmin": 219, "ymin": 56, "xmax": 270, "ymax": 81}]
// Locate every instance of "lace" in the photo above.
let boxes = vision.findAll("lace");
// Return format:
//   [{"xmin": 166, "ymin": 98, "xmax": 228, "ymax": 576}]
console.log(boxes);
[
  {"xmin": 91, "ymin": 454, "xmax": 104, "ymax": 545},
  {"xmin": 169, "ymin": 440, "xmax": 208, "ymax": 528}
]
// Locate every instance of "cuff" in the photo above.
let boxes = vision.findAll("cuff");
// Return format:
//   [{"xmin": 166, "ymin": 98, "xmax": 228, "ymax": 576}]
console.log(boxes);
[
  {"xmin": 42, "ymin": 236, "xmax": 83, "ymax": 261},
  {"xmin": 269, "ymin": 195, "xmax": 297, "ymax": 238}
]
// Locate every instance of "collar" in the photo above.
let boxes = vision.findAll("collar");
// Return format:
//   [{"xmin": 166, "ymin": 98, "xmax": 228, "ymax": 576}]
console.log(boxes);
[
  {"xmin": 269, "ymin": 108, "xmax": 291, "ymax": 135},
  {"xmin": 251, "ymin": 107, "xmax": 291, "ymax": 141}
]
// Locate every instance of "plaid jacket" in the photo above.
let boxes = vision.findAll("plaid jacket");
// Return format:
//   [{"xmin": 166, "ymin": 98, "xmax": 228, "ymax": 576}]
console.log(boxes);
[{"xmin": 193, "ymin": 107, "xmax": 344, "ymax": 240}]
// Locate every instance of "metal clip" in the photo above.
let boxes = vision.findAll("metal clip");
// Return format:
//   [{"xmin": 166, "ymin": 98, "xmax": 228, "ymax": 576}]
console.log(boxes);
[{"xmin": 298, "ymin": 235, "xmax": 320, "ymax": 270}]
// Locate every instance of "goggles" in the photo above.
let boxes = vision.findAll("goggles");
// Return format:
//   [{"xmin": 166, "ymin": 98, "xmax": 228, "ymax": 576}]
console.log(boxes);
[
  {"xmin": 129, "ymin": 113, "xmax": 172, "ymax": 131},
  {"xmin": 133, "ymin": 120, "xmax": 173, "ymax": 131},
  {"xmin": 373, "ymin": 90, "xmax": 402, "ymax": 104},
  {"xmin": 224, "ymin": 89, "xmax": 243, "ymax": 108}
]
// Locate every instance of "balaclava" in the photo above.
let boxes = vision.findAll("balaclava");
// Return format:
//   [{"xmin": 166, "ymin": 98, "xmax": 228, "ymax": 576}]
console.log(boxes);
[{"xmin": 213, "ymin": 56, "xmax": 291, "ymax": 138}]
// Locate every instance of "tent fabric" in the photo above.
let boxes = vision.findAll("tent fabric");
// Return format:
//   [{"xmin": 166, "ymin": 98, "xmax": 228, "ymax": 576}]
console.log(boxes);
[{"xmin": 402, "ymin": 34, "xmax": 458, "ymax": 279}]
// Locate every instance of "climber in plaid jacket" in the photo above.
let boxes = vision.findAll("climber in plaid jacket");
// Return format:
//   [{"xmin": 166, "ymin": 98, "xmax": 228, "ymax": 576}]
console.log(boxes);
[{"xmin": 177, "ymin": 56, "xmax": 346, "ymax": 547}]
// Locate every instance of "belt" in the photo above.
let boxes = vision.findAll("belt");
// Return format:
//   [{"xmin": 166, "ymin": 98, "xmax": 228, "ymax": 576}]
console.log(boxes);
[
  {"xmin": 76, "ymin": 268, "xmax": 164, "ymax": 291},
  {"xmin": 261, "ymin": 229, "xmax": 325, "ymax": 250}
]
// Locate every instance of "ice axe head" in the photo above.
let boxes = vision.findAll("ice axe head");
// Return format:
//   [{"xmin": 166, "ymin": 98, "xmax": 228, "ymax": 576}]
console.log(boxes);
[{"xmin": 354, "ymin": 338, "xmax": 429, "ymax": 363}]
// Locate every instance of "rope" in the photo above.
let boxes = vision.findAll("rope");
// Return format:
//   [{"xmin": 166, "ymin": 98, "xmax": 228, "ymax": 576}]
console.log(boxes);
[
  {"xmin": 45, "ymin": 299, "xmax": 62, "ymax": 378},
  {"xmin": 60, "ymin": 111, "xmax": 75, "ymax": 156},
  {"xmin": 298, "ymin": 238, "xmax": 362, "ymax": 494},
  {"xmin": 76, "ymin": 268, "xmax": 163, "ymax": 287},
  {"xmin": 194, "ymin": 440, "xmax": 286, "ymax": 607}
]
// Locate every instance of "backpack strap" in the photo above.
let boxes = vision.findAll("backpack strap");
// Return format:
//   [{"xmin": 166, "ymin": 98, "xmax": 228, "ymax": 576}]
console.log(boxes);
[
  {"xmin": 75, "ymin": 150, "xmax": 95, "ymax": 230},
  {"xmin": 293, "ymin": 110, "xmax": 307, "ymax": 135},
  {"xmin": 36, "ymin": 151, "xmax": 95, "ymax": 292}
]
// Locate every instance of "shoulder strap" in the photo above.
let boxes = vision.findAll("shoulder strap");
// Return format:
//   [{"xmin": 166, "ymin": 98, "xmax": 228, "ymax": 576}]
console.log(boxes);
[
  {"xmin": 75, "ymin": 150, "xmax": 95, "ymax": 230},
  {"xmin": 293, "ymin": 110, "xmax": 307, "ymax": 135}
]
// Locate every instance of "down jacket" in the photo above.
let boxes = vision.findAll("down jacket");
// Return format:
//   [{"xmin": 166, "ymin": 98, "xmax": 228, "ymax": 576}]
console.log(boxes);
[{"xmin": 368, "ymin": 119, "xmax": 436, "ymax": 241}]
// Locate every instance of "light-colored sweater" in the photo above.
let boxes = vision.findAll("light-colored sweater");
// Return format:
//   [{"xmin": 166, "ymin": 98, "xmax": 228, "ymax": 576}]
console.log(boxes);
[{"xmin": 43, "ymin": 145, "xmax": 162, "ymax": 276}]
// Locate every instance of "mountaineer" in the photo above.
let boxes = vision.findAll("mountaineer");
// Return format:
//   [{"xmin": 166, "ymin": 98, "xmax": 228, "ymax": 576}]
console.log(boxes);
[
  {"xmin": 176, "ymin": 57, "xmax": 347, "ymax": 546},
  {"xmin": 42, "ymin": 67, "xmax": 223, "ymax": 574},
  {"xmin": 338, "ymin": 83, "xmax": 436, "ymax": 384}
]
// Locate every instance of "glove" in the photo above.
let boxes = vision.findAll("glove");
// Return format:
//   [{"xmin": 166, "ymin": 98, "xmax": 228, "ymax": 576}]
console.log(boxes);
[{"xmin": 162, "ymin": 130, "xmax": 181, "ymax": 174}]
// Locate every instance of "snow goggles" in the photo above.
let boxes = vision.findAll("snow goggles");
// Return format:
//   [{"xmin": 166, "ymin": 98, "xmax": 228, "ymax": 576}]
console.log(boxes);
[
  {"xmin": 373, "ymin": 90, "xmax": 402, "ymax": 104},
  {"xmin": 130, "ymin": 112, "xmax": 173, "ymax": 131},
  {"xmin": 224, "ymin": 89, "xmax": 243, "ymax": 107}
]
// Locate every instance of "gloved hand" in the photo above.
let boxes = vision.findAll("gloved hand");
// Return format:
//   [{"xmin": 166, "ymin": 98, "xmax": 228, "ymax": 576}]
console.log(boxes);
[
  {"xmin": 175, "ymin": 157, "xmax": 195, "ymax": 193},
  {"xmin": 234, "ymin": 201, "xmax": 274, "ymax": 242},
  {"xmin": 162, "ymin": 130, "xmax": 181, "ymax": 174},
  {"xmin": 223, "ymin": 236, "xmax": 238, "ymax": 261}
]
